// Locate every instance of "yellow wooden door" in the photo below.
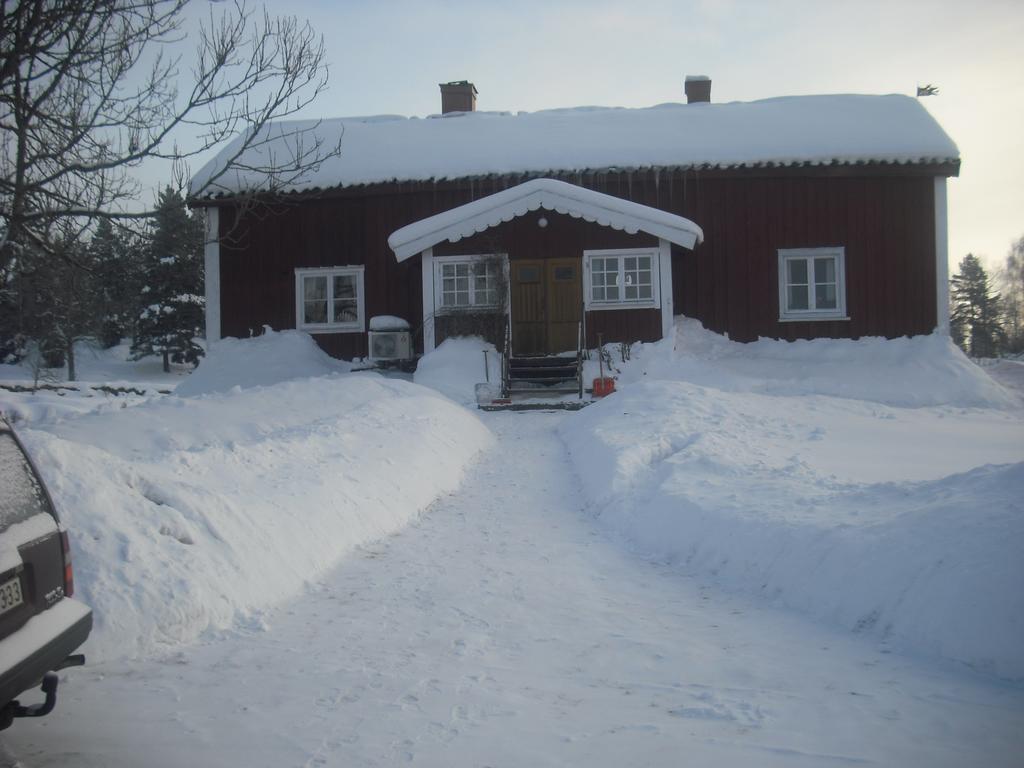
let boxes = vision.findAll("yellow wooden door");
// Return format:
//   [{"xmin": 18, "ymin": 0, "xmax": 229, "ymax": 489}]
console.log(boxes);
[
  {"xmin": 546, "ymin": 258, "xmax": 582, "ymax": 354},
  {"xmin": 511, "ymin": 260, "xmax": 545, "ymax": 355},
  {"xmin": 510, "ymin": 258, "xmax": 583, "ymax": 355}
]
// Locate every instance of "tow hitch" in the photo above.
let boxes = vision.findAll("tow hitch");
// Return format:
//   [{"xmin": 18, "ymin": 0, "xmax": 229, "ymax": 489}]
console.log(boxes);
[{"xmin": 9, "ymin": 654, "xmax": 85, "ymax": 721}]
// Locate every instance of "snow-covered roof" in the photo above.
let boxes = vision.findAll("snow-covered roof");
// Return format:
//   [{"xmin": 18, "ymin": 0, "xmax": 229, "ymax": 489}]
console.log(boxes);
[
  {"xmin": 189, "ymin": 94, "xmax": 960, "ymax": 199},
  {"xmin": 388, "ymin": 179, "xmax": 704, "ymax": 261}
]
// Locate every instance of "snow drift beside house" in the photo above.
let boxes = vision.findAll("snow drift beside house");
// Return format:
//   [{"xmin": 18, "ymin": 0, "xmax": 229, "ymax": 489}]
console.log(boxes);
[
  {"xmin": 414, "ymin": 337, "xmax": 500, "ymax": 406},
  {"xmin": 175, "ymin": 328, "xmax": 350, "ymax": 397},
  {"xmin": 588, "ymin": 317, "xmax": 1019, "ymax": 409},
  {"xmin": 13, "ymin": 348, "xmax": 492, "ymax": 661},
  {"xmin": 190, "ymin": 94, "xmax": 958, "ymax": 197},
  {"xmin": 563, "ymin": 321, "xmax": 1024, "ymax": 680}
]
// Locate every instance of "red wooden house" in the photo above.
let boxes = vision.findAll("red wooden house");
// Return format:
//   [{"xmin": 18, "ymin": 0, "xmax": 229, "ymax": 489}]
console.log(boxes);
[{"xmin": 189, "ymin": 78, "xmax": 959, "ymax": 361}]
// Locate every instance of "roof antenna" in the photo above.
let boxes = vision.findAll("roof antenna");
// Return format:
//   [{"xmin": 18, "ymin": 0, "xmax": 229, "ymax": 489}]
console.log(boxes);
[{"xmin": 916, "ymin": 84, "xmax": 939, "ymax": 97}]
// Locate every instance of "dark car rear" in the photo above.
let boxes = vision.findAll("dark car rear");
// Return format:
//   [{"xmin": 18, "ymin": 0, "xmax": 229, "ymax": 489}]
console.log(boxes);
[{"xmin": 0, "ymin": 416, "xmax": 92, "ymax": 728}]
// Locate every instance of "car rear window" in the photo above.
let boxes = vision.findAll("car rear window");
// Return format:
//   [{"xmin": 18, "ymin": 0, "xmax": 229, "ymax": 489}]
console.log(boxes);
[{"xmin": 0, "ymin": 431, "xmax": 52, "ymax": 532}]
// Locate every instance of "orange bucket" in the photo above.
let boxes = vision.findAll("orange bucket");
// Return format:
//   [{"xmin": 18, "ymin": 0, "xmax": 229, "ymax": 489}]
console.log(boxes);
[{"xmin": 592, "ymin": 377, "xmax": 616, "ymax": 397}]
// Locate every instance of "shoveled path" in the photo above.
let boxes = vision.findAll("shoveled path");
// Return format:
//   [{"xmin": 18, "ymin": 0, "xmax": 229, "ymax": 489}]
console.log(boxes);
[{"xmin": 3, "ymin": 412, "xmax": 1023, "ymax": 766}]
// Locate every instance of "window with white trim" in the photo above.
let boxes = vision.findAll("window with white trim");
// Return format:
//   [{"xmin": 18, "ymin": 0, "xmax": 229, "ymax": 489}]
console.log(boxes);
[
  {"xmin": 295, "ymin": 266, "xmax": 365, "ymax": 332},
  {"xmin": 584, "ymin": 248, "xmax": 660, "ymax": 310},
  {"xmin": 778, "ymin": 247, "xmax": 847, "ymax": 321},
  {"xmin": 435, "ymin": 255, "xmax": 504, "ymax": 312}
]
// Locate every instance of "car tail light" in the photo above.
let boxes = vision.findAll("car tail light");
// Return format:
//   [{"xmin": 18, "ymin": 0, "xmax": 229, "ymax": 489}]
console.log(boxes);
[{"xmin": 60, "ymin": 530, "xmax": 74, "ymax": 598}]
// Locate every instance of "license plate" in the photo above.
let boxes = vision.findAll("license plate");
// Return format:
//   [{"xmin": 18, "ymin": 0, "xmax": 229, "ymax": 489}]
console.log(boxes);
[{"xmin": 0, "ymin": 576, "xmax": 24, "ymax": 616}]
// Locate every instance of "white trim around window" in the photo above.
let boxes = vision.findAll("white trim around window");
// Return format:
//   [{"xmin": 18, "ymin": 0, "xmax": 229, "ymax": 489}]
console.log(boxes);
[
  {"xmin": 294, "ymin": 266, "xmax": 365, "ymax": 333},
  {"xmin": 777, "ymin": 247, "xmax": 849, "ymax": 321},
  {"xmin": 583, "ymin": 248, "xmax": 661, "ymax": 311},
  {"xmin": 433, "ymin": 253, "xmax": 508, "ymax": 313}
]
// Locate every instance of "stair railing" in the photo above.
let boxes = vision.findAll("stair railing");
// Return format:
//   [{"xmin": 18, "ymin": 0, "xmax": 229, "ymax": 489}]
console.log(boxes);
[
  {"xmin": 575, "ymin": 319, "xmax": 584, "ymax": 399},
  {"xmin": 501, "ymin": 316, "xmax": 512, "ymax": 397}
]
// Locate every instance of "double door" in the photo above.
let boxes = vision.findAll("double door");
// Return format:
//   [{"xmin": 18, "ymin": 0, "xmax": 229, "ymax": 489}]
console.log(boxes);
[{"xmin": 510, "ymin": 257, "xmax": 581, "ymax": 355}]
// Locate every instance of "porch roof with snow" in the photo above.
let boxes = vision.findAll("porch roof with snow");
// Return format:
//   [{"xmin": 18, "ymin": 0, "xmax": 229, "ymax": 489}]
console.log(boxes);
[
  {"xmin": 387, "ymin": 178, "xmax": 704, "ymax": 262},
  {"xmin": 189, "ymin": 94, "xmax": 960, "ymax": 201}
]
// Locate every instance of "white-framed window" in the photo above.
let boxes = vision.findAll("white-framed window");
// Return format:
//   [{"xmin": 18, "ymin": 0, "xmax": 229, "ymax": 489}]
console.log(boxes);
[
  {"xmin": 583, "ymin": 248, "xmax": 660, "ymax": 310},
  {"xmin": 434, "ymin": 254, "xmax": 506, "ymax": 312},
  {"xmin": 777, "ymin": 247, "xmax": 848, "ymax": 321},
  {"xmin": 294, "ymin": 266, "xmax": 365, "ymax": 332}
]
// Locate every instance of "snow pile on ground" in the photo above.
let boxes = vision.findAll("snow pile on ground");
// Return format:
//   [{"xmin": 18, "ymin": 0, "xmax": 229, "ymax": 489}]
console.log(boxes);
[
  {"xmin": 1, "ymin": 385, "xmax": 158, "ymax": 427},
  {"xmin": 0, "ymin": 340, "xmax": 188, "ymax": 389},
  {"xmin": 563, "ymin": 323, "xmax": 1024, "ymax": 680},
  {"xmin": 980, "ymin": 357, "xmax": 1024, "ymax": 398},
  {"xmin": 176, "ymin": 329, "xmax": 350, "ymax": 397},
  {"xmin": 17, "ymin": 374, "xmax": 493, "ymax": 662},
  {"xmin": 0, "ymin": 341, "xmax": 188, "ymax": 425},
  {"xmin": 413, "ymin": 337, "xmax": 500, "ymax": 406},
  {"xmin": 584, "ymin": 318, "xmax": 1018, "ymax": 409}
]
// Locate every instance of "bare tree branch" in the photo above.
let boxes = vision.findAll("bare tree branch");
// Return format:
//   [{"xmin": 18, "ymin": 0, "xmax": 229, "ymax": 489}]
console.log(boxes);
[{"xmin": 0, "ymin": 0, "xmax": 339, "ymax": 270}]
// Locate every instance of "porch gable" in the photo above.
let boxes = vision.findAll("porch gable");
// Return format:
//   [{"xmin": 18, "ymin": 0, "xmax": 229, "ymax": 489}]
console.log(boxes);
[{"xmin": 387, "ymin": 178, "xmax": 704, "ymax": 262}]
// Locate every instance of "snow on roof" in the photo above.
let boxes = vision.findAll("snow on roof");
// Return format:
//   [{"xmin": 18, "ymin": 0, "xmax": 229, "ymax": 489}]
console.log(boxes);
[
  {"xmin": 189, "ymin": 94, "xmax": 960, "ymax": 199},
  {"xmin": 388, "ymin": 179, "xmax": 703, "ymax": 261}
]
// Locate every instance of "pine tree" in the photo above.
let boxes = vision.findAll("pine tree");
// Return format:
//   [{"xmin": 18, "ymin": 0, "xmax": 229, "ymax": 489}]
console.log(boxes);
[
  {"xmin": 131, "ymin": 188, "xmax": 205, "ymax": 372},
  {"xmin": 90, "ymin": 220, "xmax": 142, "ymax": 348},
  {"xmin": 950, "ymin": 254, "xmax": 1006, "ymax": 358},
  {"xmin": 21, "ymin": 225, "xmax": 105, "ymax": 381}
]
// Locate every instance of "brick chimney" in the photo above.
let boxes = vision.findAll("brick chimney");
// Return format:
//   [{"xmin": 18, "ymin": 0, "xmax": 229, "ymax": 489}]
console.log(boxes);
[
  {"xmin": 685, "ymin": 75, "xmax": 711, "ymax": 104},
  {"xmin": 439, "ymin": 81, "xmax": 478, "ymax": 114}
]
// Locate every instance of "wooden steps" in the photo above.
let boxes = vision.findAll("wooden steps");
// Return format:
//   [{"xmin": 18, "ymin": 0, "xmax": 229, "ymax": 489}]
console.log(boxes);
[{"xmin": 506, "ymin": 355, "xmax": 581, "ymax": 396}]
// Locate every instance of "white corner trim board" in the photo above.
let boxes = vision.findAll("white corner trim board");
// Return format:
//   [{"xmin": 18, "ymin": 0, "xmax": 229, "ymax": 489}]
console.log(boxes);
[
  {"xmin": 659, "ymin": 239, "xmax": 674, "ymax": 339},
  {"xmin": 934, "ymin": 177, "xmax": 950, "ymax": 334},
  {"xmin": 388, "ymin": 178, "xmax": 703, "ymax": 262},
  {"xmin": 421, "ymin": 248, "xmax": 436, "ymax": 353},
  {"xmin": 204, "ymin": 207, "xmax": 221, "ymax": 344}
]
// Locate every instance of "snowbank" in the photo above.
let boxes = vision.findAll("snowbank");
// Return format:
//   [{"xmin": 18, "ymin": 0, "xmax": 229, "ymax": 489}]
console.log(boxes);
[
  {"xmin": 18, "ymin": 374, "xmax": 493, "ymax": 662},
  {"xmin": 0, "ymin": 341, "xmax": 186, "ymax": 426},
  {"xmin": 586, "ymin": 317, "xmax": 1019, "ymax": 409},
  {"xmin": 176, "ymin": 329, "xmax": 350, "ymax": 397},
  {"xmin": 560, "ymin": 374, "xmax": 1024, "ymax": 680},
  {"xmin": 413, "ymin": 337, "xmax": 500, "ymax": 406},
  {"xmin": 0, "ymin": 340, "xmax": 187, "ymax": 388}
]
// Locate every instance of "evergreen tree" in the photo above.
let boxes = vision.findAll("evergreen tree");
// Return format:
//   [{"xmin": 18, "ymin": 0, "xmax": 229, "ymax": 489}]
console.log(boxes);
[
  {"xmin": 950, "ymin": 254, "xmax": 1006, "ymax": 358},
  {"xmin": 21, "ymin": 225, "xmax": 104, "ymax": 381},
  {"xmin": 131, "ymin": 188, "xmax": 205, "ymax": 372},
  {"xmin": 90, "ymin": 220, "xmax": 142, "ymax": 348}
]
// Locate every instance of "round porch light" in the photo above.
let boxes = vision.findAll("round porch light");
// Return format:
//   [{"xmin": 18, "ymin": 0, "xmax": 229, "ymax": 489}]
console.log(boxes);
[{"xmin": 537, "ymin": 216, "xmax": 548, "ymax": 228}]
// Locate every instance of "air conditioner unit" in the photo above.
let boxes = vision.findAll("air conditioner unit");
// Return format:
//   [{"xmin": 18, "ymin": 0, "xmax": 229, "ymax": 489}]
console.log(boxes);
[{"xmin": 368, "ymin": 330, "xmax": 412, "ymax": 361}]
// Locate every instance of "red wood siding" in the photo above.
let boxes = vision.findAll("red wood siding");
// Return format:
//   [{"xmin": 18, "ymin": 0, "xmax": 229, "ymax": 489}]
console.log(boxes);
[
  {"xmin": 671, "ymin": 174, "xmax": 938, "ymax": 341},
  {"xmin": 585, "ymin": 309, "xmax": 661, "ymax": 347},
  {"xmin": 213, "ymin": 165, "xmax": 943, "ymax": 359},
  {"xmin": 435, "ymin": 313, "xmax": 505, "ymax": 350},
  {"xmin": 432, "ymin": 210, "xmax": 655, "ymax": 259}
]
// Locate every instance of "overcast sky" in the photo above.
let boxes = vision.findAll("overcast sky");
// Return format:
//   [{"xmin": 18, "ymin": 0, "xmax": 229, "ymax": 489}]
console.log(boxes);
[{"xmin": 183, "ymin": 0, "xmax": 1024, "ymax": 273}]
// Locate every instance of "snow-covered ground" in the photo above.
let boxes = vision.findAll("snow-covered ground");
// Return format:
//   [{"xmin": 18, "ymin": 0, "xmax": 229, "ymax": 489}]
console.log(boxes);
[
  {"xmin": 4, "ymin": 414, "xmax": 1023, "ymax": 767},
  {"xmin": 1, "ymin": 333, "xmax": 491, "ymax": 661},
  {"xmin": 1, "ymin": 325, "xmax": 1022, "ymax": 765},
  {"xmin": 0, "ymin": 341, "xmax": 188, "ymax": 425},
  {"xmin": 566, "ymin": 320, "xmax": 1024, "ymax": 680},
  {"xmin": 0, "ymin": 340, "xmax": 193, "ymax": 389}
]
